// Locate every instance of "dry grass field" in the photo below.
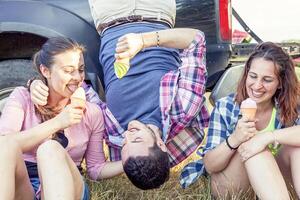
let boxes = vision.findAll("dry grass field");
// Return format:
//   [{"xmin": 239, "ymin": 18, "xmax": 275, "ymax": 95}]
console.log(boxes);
[
  {"xmin": 86, "ymin": 149, "xmax": 262, "ymax": 200},
  {"xmin": 87, "ymin": 167, "xmax": 255, "ymax": 200}
]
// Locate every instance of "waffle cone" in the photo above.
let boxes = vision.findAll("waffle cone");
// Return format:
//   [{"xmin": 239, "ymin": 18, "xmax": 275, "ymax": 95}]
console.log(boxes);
[
  {"xmin": 241, "ymin": 108, "xmax": 256, "ymax": 120},
  {"xmin": 71, "ymin": 97, "xmax": 86, "ymax": 109}
]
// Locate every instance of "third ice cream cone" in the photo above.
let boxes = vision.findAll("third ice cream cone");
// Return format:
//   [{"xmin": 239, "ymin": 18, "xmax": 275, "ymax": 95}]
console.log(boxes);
[
  {"xmin": 240, "ymin": 98, "xmax": 257, "ymax": 120},
  {"xmin": 240, "ymin": 108, "xmax": 256, "ymax": 120}
]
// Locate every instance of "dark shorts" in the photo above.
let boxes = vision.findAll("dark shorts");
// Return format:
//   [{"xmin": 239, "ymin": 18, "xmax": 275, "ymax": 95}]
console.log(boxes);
[{"xmin": 25, "ymin": 161, "xmax": 89, "ymax": 200}]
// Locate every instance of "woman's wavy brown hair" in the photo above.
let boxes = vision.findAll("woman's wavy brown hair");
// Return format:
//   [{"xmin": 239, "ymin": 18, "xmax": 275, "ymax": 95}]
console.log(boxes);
[
  {"xmin": 32, "ymin": 37, "xmax": 85, "ymax": 122},
  {"xmin": 235, "ymin": 42, "xmax": 300, "ymax": 126}
]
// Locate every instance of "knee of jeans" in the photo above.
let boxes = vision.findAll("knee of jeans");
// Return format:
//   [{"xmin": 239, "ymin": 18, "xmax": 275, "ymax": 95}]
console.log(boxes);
[
  {"xmin": 0, "ymin": 136, "xmax": 20, "ymax": 156},
  {"xmin": 36, "ymin": 140, "xmax": 65, "ymax": 161}
]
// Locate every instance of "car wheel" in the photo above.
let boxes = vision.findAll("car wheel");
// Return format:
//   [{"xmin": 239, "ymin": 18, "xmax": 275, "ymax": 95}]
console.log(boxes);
[{"xmin": 0, "ymin": 59, "xmax": 38, "ymax": 115}]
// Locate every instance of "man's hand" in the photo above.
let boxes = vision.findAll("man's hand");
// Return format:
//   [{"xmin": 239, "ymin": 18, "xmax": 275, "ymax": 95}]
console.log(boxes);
[
  {"xmin": 115, "ymin": 33, "xmax": 144, "ymax": 60},
  {"xmin": 30, "ymin": 80, "xmax": 49, "ymax": 106},
  {"xmin": 54, "ymin": 104, "xmax": 84, "ymax": 129},
  {"xmin": 238, "ymin": 132, "xmax": 273, "ymax": 161}
]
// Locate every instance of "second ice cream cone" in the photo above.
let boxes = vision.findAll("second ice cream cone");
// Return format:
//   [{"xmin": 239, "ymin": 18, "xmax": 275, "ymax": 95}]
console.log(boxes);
[{"xmin": 114, "ymin": 58, "xmax": 130, "ymax": 79}]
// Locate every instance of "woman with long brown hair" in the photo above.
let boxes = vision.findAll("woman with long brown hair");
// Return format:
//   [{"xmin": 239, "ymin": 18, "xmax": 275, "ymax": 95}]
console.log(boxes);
[
  {"xmin": 0, "ymin": 37, "xmax": 123, "ymax": 200},
  {"xmin": 203, "ymin": 42, "xmax": 300, "ymax": 199}
]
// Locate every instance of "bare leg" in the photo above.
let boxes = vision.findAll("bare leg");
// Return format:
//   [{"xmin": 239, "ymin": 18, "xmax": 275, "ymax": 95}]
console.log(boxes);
[
  {"xmin": 276, "ymin": 146, "xmax": 293, "ymax": 187},
  {"xmin": 36, "ymin": 140, "xmax": 83, "ymax": 200},
  {"xmin": 0, "ymin": 137, "xmax": 34, "ymax": 200},
  {"xmin": 210, "ymin": 152, "xmax": 251, "ymax": 199},
  {"xmin": 245, "ymin": 149, "xmax": 289, "ymax": 200},
  {"xmin": 277, "ymin": 145, "xmax": 300, "ymax": 198}
]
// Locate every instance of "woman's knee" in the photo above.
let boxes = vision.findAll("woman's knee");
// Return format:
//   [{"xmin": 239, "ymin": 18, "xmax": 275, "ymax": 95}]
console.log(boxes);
[
  {"xmin": 36, "ymin": 140, "xmax": 65, "ymax": 162},
  {"xmin": 0, "ymin": 136, "xmax": 21, "ymax": 158},
  {"xmin": 256, "ymin": 149, "xmax": 273, "ymax": 157},
  {"xmin": 245, "ymin": 149, "xmax": 273, "ymax": 166}
]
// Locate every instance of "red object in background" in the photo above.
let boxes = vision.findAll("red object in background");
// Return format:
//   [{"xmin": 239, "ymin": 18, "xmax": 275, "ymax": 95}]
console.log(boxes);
[
  {"xmin": 232, "ymin": 29, "xmax": 250, "ymax": 44},
  {"xmin": 219, "ymin": 0, "xmax": 232, "ymax": 41},
  {"xmin": 294, "ymin": 57, "xmax": 300, "ymax": 64}
]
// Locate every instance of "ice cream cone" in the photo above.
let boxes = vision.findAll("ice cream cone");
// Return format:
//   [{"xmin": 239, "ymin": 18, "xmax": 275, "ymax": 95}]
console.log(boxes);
[
  {"xmin": 71, "ymin": 98, "xmax": 86, "ymax": 109},
  {"xmin": 240, "ymin": 98, "xmax": 257, "ymax": 120},
  {"xmin": 70, "ymin": 87, "xmax": 86, "ymax": 109},
  {"xmin": 114, "ymin": 57, "xmax": 130, "ymax": 79},
  {"xmin": 240, "ymin": 108, "xmax": 257, "ymax": 120}
]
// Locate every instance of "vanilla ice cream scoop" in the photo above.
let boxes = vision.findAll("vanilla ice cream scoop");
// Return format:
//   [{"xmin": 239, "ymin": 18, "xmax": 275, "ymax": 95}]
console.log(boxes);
[
  {"xmin": 70, "ymin": 87, "xmax": 86, "ymax": 109},
  {"xmin": 240, "ymin": 98, "xmax": 257, "ymax": 120}
]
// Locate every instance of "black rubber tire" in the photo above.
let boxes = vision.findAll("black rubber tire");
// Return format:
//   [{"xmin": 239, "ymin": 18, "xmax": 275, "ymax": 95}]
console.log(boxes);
[
  {"xmin": 0, "ymin": 59, "xmax": 38, "ymax": 114},
  {"xmin": 0, "ymin": 59, "xmax": 38, "ymax": 89}
]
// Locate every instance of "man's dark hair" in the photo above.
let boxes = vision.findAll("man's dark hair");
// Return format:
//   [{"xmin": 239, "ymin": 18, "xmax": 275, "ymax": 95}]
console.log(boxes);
[{"xmin": 123, "ymin": 142, "xmax": 170, "ymax": 190}]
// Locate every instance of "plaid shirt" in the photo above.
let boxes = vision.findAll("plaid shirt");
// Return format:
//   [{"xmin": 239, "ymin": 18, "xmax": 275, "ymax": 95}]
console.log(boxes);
[
  {"xmin": 84, "ymin": 30, "xmax": 209, "ymax": 167},
  {"xmin": 180, "ymin": 94, "xmax": 300, "ymax": 188}
]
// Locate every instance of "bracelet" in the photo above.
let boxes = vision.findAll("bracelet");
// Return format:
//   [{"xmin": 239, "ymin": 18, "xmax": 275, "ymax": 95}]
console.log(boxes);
[
  {"xmin": 225, "ymin": 136, "xmax": 239, "ymax": 150},
  {"xmin": 155, "ymin": 31, "xmax": 160, "ymax": 47}
]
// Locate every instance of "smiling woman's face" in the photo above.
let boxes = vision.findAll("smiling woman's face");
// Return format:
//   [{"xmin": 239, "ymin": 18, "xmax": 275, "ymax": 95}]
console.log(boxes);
[
  {"xmin": 246, "ymin": 57, "xmax": 280, "ymax": 106},
  {"xmin": 42, "ymin": 50, "xmax": 85, "ymax": 98}
]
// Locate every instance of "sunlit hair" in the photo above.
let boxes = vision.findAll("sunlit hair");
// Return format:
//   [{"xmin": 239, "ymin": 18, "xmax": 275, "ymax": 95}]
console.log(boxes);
[
  {"xmin": 123, "ymin": 127, "xmax": 170, "ymax": 190},
  {"xmin": 32, "ymin": 37, "xmax": 85, "ymax": 121},
  {"xmin": 236, "ymin": 42, "xmax": 300, "ymax": 126},
  {"xmin": 123, "ymin": 142, "xmax": 170, "ymax": 190}
]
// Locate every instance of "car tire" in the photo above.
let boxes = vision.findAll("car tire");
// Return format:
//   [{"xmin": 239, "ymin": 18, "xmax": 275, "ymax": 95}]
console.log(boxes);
[{"xmin": 0, "ymin": 59, "xmax": 38, "ymax": 114}]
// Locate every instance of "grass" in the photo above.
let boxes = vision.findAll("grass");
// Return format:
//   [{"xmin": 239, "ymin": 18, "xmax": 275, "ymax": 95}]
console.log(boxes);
[
  {"xmin": 86, "ymin": 160, "xmax": 298, "ymax": 199},
  {"xmin": 87, "ymin": 170, "xmax": 213, "ymax": 200},
  {"xmin": 86, "ymin": 155, "xmax": 259, "ymax": 200}
]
